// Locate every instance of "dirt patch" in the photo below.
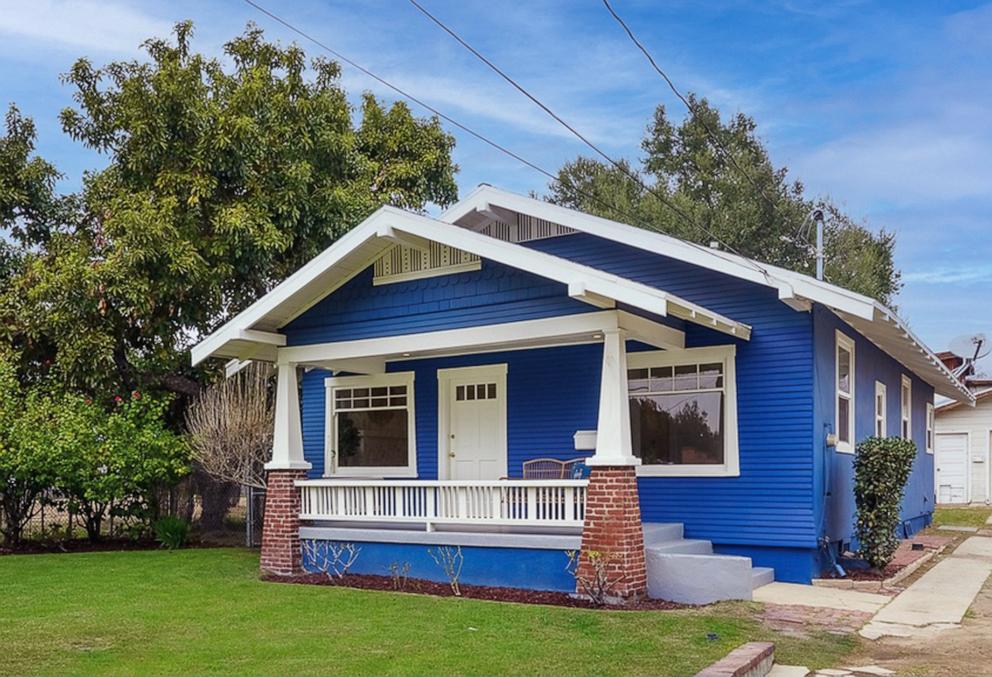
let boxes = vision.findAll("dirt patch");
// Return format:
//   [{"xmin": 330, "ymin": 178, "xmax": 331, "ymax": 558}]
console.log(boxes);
[{"xmin": 265, "ymin": 571, "xmax": 688, "ymax": 611}]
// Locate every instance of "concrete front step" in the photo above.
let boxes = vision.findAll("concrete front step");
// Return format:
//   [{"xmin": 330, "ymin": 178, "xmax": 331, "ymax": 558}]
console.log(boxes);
[{"xmin": 642, "ymin": 522, "xmax": 775, "ymax": 604}]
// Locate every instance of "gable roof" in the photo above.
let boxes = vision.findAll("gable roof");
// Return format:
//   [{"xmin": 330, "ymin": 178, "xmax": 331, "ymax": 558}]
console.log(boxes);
[
  {"xmin": 442, "ymin": 186, "xmax": 973, "ymax": 404},
  {"xmin": 191, "ymin": 205, "xmax": 750, "ymax": 366},
  {"xmin": 191, "ymin": 185, "xmax": 973, "ymax": 404}
]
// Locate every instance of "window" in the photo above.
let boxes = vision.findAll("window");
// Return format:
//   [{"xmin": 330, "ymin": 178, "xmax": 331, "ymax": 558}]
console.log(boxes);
[
  {"xmin": 325, "ymin": 372, "xmax": 416, "ymax": 476},
  {"xmin": 627, "ymin": 345, "xmax": 739, "ymax": 477},
  {"xmin": 836, "ymin": 332, "xmax": 855, "ymax": 453},
  {"xmin": 901, "ymin": 375, "xmax": 912, "ymax": 440},
  {"xmin": 874, "ymin": 381, "xmax": 887, "ymax": 438},
  {"xmin": 926, "ymin": 402, "xmax": 934, "ymax": 453}
]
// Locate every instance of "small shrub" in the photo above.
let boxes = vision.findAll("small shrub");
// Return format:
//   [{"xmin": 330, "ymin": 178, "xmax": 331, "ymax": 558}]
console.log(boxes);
[
  {"xmin": 388, "ymin": 561, "xmax": 411, "ymax": 590},
  {"xmin": 302, "ymin": 540, "xmax": 361, "ymax": 579},
  {"xmin": 428, "ymin": 546, "xmax": 464, "ymax": 596},
  {"xmin": 566, "ymin": 549, "xmax": 624, "ymax": 606},
  {"xmin": 853, "ymin": 436, "xmax": 917, "ymax": 569},
  {"xmin": 154, "ymin": 516, "xmax": 190, "ymax": 550}
]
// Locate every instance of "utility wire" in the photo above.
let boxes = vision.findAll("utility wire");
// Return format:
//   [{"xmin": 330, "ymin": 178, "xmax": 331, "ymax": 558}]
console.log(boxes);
[
  {"xmin": 242, "ymin": 0, "xmax": 771, "ymax": 282},
  {"xmin": 601, "ymin": 0, "xmax": 798, "ymax": 241},
  {"xmin": 406, "ymin": 0, "xmax": 771, "ymax": 277}
]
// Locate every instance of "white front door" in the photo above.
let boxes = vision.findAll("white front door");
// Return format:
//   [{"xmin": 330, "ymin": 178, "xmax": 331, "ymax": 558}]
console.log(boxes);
[
  {"xmin": 936, "ymin": 432, "xmax": 969, "ymax": 504},
  {"xmin": 439, "ymin": 365, "xmax": 507, "ymax": 480}
]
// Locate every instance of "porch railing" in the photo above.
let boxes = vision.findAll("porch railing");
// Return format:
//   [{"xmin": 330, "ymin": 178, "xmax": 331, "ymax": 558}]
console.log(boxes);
[{"xmin": 296, "ymin": 479, "xmax": 588, "ymax": 530}]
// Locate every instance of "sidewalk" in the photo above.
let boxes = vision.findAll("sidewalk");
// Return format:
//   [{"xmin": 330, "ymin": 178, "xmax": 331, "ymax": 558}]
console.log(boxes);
[{"xmin": 860, "ymin": 535, "xmax": 992, "ymax": 639}]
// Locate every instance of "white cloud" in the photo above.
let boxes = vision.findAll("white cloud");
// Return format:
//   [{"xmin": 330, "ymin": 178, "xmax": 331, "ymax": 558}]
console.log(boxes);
[
  {"xmin": 0, "ymin": 0, "xmax": 170, "ymax": 54},
  {"xmin": 903, "ymin": 265, "xmax": 992, "ymax": 285}
]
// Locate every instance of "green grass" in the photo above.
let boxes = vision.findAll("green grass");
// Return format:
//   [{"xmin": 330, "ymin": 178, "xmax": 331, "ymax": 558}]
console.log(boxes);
[
  {"xmin": 0, "ymin": 548, "xmax": 854, "ymax": 676},
  {"xmin": 933, "ymin": 506, "xmax": 992, "ymax": 528}
]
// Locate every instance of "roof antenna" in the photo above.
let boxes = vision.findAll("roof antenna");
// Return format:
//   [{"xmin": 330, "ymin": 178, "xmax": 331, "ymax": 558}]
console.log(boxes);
[{"xmin": 812, "ymin": 208, "xmax": 825, "ymax": 281}]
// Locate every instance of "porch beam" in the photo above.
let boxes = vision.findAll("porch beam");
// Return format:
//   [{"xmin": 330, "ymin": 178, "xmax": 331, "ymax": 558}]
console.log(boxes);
[
  {"xmin": 266, "ymin": 362, "xmax": 311, "ymax": 471},
  {"xmin": 617, "ymin": 311, "xmax": 685, "ymax": 350},
  {"xmin": 277, "ymin": 311, "xmax": 625, "ymax": 364},
  {"xmin": 238, "ymin": 329, "xmax": 287, "ymax": 346},
  {"xmin": 376, "ymin": 225, "xmax": 431, "ymax": 252},
  {"xmin": 568, "ymin": 282, "xmax": 616, "ymax": 309},
  {"xmin": 310, "ymin": 357, "xmax": 387, "ymax": 375}
]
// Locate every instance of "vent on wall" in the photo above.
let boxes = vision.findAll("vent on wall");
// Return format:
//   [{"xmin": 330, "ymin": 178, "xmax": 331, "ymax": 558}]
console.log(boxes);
[
  {"xmin": 480, "ymin": 213, "xmax": 575, "ymax": 243},
  {"xmin": 373, "ymin": 242, "xmax": 481, "ymax": 285},
  {"xmin": 372, "ymin": 212, "xmax": 575, "ymax": 285}
]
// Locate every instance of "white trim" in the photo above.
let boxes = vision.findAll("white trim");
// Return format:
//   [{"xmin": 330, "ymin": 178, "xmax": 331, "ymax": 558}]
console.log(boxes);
[
  {"xmin": 901, "ymin": 374, "xmax": 913, "ymax": 441},
  {"xmin": 926, "ymin": 402, "xmax": 935, "ymax": 454},
  {"xmin": 934, "ymin": 430, "xmax": 972, "ymax": 504},
  {"xmin": 436, "ymin": 364, "xmax": 508, "ymax": 480},
  {"xmin": 875, "ymin": 381, "xmax": 888, "ymax": 438},
  {"xmin": 626, "ymin": 345, "xmax": 740, "ymax": 477},
  {"xmin": 835, "ymin": 331, "xmax": 856, "ymax": 454},
  {"xmin": 442, "ymin": 185, "xmax": 972, "ymax": 404},
  {"xmin": 372, "ymin": 260, "xmax": 481, "ymax": 286},
  {"xmin": 323, "ymin": 371, "xmax": 417, "ymax": 478}
]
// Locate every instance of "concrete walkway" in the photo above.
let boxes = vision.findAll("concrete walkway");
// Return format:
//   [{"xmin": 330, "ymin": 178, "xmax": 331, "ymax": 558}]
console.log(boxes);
[
  {"xmin": 860, "ymin": 536, "xmax": 992, "ymax": 639},
  {"xmin": 753, "ymin": 582, "xmax": 890, "ymax": 614}
]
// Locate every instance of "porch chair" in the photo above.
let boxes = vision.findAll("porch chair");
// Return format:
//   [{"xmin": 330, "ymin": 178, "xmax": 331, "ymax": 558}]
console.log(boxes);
[{"xmin": 521, "ymin": 457, "xmax": 589, "ymax": 479}]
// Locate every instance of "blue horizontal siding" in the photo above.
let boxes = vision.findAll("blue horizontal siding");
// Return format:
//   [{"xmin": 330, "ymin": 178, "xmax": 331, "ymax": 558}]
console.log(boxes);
[{"xmin": 291, "ymin": 231, "xmax": 819, "ymax": 554}]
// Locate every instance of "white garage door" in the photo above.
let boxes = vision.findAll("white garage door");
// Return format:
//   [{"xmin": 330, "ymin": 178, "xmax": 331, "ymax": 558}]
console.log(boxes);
[{"xmin": 936, "ymin": 433, "xmax": 969, "ymax": 504}]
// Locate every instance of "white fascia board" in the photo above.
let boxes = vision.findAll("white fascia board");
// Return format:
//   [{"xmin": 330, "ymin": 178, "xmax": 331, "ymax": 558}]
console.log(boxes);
[
  {"xmin": 191, "ymin": 206, "xmax": 390, "ymax": 366},
  {"xmin": 443, "ymin": 186, "xmax": 878, "ymax": 321}
]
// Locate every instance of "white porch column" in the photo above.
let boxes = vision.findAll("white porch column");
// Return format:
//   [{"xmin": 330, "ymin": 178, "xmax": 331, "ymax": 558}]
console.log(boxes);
[
  {"xmin": 587, "ymin": 329, "xmax": 639, "ymax": 467},
  {"xmin": 265, "ymin": 361, "xmax": 311, "ymax": 471}
]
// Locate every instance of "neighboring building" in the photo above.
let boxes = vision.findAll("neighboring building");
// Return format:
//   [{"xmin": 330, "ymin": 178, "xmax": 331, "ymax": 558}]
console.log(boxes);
[
  {"xmin": 935, "ymin": 349, "xmax": 991, "ymax": 504},
  {"xmin": 193, "ymin": 186, "xmax": 972, "ymax": 603}
]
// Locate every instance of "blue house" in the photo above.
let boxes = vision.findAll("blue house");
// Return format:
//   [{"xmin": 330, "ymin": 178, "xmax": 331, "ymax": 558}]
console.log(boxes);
[{"xmin": 192, "ymin": 185, "xmax": 973, "ymax": 603}]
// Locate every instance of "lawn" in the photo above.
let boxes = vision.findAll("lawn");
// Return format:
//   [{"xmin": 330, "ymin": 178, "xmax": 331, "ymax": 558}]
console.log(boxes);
[
  {"xmin": 933, "ymin": 506, "xmax": 992, "ymax": 528},
  {"xmin": 0, "ymin": 548, "xmax": 854, "ymax": 676}
]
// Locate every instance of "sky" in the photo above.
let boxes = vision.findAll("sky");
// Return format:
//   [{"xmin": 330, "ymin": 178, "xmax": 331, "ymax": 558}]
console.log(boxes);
[{"xmin": 0, "ymin": 0, "xmax": 989, "ymax": 370}]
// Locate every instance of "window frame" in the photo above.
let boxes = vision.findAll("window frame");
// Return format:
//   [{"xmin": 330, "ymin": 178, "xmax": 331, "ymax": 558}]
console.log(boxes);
[
  {"xmin": 874, "ymin": 381, "xmax": 887, "ymax": 438},
  {"xmin": 835, "ymin": 331, "xmax": 856, "ymax": 454},
  {"xmin": 627, "ymin": 345, "xmax": 739, "ymax": 478},
  {"xmin": 324, "ymin": 371, "xmax": 417, "ymax": 478},
  {"xmin": 901, "ymin": 374, "xmax": 912, "ymax": 441},
  {"xmin": 926, "ymin": 402, "xmax": 935, "ymax": 454}
]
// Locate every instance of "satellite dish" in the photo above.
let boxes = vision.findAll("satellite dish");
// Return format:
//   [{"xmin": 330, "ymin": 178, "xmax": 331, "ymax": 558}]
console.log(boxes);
[{"xmin": 949, "ymin": 333, "xmax": 990, "ymax": 362}]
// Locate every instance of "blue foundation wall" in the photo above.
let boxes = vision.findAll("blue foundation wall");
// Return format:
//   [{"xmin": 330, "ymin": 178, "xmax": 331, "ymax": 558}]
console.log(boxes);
[
  {"xmin": 300, "ymin": 539, "xmax": 577, "ymax": 592},
  {"xmin": 813, "ymin": 305, "xmax": 935, "ymax": 551},
  {"xmin": 286, "ymin": 232, "xmax": 934, "ymax": 585}
]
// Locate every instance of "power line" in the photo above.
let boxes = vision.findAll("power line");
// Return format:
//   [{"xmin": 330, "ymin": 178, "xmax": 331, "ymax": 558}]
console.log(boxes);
[
  {"xmin": 601, "ymin": 0, "xmax": 796, "ymax": 236},
  {"xmin": 406, "ymin": 0, "xmax": 771, "ymax": 277}
]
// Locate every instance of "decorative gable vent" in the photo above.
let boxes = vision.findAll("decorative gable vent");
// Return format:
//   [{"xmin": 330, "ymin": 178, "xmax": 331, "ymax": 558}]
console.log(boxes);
[
  {"xmin": 372, "ymin": 212, "xmax": 575, "ymax": 285},
  {"xmin": 373, "ymin": 242, "xmax": 480, "ymax": 285},
  {"xmin": 480, "ymin": 213, "xmax": 575, "ymax": 243}
]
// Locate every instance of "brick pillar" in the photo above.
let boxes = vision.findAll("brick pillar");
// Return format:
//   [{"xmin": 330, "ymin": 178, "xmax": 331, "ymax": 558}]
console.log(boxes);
[
  {"xmin": 577, "ymin": 465, "xmax": 647, "ymax": 601},
  {"xmin": 260, "ymin": 468, "xmax": 308, "ymax": 576}
]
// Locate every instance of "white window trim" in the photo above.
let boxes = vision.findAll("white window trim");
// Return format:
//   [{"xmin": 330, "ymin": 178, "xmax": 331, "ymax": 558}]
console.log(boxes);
[
  {"xmin": 835, "ymin": 331, "xmax": 856, "ymax": 454},
  {"xmin": 901, "ymin": 374, "xmax": 912, "ymax": 441},
  {"xmin": 627, "ymin": 345, "xmax": 739, "ymax": 478},
  {"xmin": 324, "ymin": 371, "xmax": 417, "ymax": 478},
  {"xmin": 874, "ymin": 381, "xmax": 887, "ymax": 438},
  {"xmin": 926, "ymin": 402, "xmax": 935, "ymax": 454}
]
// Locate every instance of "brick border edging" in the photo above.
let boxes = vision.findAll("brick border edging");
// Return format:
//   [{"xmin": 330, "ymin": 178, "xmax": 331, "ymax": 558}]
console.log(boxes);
[{"xmin": 695, "ymin": 642, "xmax": 775, "ymax": 677}]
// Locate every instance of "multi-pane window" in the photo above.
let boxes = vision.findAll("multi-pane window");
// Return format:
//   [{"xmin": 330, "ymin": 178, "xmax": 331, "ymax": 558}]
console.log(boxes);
[
  {"xmin": 836, "ymin": 332, "xmax": 855, "ymax": 452},
  {"xmin": 325, "ymin": 373, "xmax": 416, "ymax": 475},
  {"xmin": 874, "ymin": 381, "xmax": 887, "ymax": 438},
  {"xmin": 626, "ymin": 346, "xmax": 737, "ymax": 474},
  {"xmin": 455, "ymin": 383, "xmax": 497, "ymax": 401},
  {"xmin": 901, "ymin": 375, "xmax": 912, "ymax": 440},
  {"xmin": 926, "ymin": 403, "xmax": 935, "ymax": 453}
]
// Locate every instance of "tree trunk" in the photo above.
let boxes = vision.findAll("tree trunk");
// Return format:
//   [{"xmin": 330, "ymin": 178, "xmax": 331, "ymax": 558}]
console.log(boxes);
[{"xmin": 196, "ymin": 469, "xmax": 238, "ymax": 532}]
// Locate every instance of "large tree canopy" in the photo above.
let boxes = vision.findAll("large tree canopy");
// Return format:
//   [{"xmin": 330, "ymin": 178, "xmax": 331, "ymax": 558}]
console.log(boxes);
[
  {"xmin": 547, "ymin": 96, "xmax": 900, "ymax": 305},
  {"xmin": 0, "ymin": 22, "xmax": 458, "ymax": 395}
]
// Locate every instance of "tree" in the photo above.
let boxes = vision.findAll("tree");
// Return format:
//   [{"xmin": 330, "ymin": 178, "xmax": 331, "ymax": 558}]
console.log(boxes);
[
  {"xmin": 548, "ymin": 96, "xmax": 900, "ymax": 305},
  {"xmin": 186, "ymin": 362, "xmax": 273, "ymax": 491},
  {"xmin": 55, "ymin": 391, "xmax": 190, "ymax": 541},
  {"xmin": 1, "ymin": 21, "xmax": 458, "ymax": 397}
]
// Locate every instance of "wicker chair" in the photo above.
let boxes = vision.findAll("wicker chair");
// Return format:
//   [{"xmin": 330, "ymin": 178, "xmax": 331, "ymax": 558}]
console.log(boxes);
[{"xmin": 521, "ymin": 457, "xmax": 588, "ymax": 479}]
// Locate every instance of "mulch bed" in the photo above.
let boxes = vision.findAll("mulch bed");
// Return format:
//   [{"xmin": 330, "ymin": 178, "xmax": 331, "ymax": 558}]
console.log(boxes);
[
  {"xmin": 823, "ymin": 534, "xmax": 956, "ymax": 581},
  {"xmin": 266, "ymin": 571, "xmax": 688, "ymax": 611}
]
